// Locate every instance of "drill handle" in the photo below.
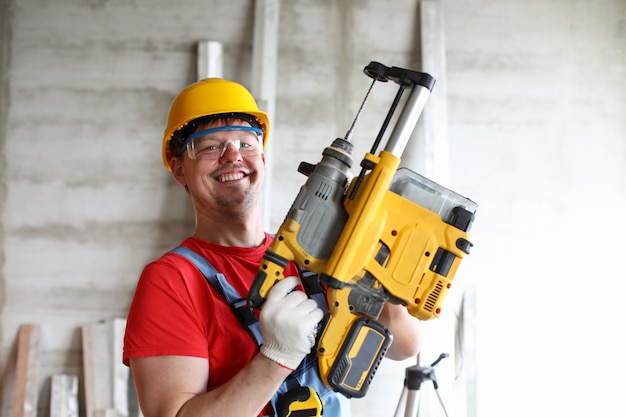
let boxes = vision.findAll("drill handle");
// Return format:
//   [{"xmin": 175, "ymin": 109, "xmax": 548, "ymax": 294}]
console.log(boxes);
[{"xmin": 247, "ymin": 250, "xmax": 289, "ymax": 309}]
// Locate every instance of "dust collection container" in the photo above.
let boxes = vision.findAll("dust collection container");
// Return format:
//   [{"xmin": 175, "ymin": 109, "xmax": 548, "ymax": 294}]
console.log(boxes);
[{"xmin": 389, "ymin": 167, "xmax": 477, "ymax": 227}]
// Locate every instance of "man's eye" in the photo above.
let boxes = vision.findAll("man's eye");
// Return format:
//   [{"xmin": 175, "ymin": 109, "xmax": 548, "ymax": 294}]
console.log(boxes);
[{"xmin": 199, "ymin": 144, "xmax": 219, "ymax": 152}]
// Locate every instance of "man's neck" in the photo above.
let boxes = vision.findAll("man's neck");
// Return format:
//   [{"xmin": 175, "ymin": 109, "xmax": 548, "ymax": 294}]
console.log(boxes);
[{"xmin": 194, "ymin": 214, "xmax": 266, "ymax": 248}]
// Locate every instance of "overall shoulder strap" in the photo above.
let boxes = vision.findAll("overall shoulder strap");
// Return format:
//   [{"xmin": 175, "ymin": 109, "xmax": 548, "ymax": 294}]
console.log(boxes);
[
  {"xmin": 297, "ymin": 266, "xmax": 327, "ymax": 311},
  {"xmin": 170, "ymin": 246, "xmax": 264, "ymax": 347}
]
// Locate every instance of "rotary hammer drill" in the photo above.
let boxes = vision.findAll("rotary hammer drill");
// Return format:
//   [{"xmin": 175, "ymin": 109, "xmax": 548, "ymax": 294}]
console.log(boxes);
[{"xmin": 248, "ymin": 61, "xmax": 477, "ymax": 398}]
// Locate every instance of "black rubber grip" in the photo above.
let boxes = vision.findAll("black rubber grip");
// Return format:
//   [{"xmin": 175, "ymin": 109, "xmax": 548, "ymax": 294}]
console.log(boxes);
[{"xmin": 247, "ymin": 269, "xmax": 269, "ymax": 309}]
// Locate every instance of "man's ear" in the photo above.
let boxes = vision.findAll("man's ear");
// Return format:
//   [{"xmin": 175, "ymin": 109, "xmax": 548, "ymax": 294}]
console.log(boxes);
[{"xmin": 170, "ymin": 157, "xmax": 187, "ymax": 187}]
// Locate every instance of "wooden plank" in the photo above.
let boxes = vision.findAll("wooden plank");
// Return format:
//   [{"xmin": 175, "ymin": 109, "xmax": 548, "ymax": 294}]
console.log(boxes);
[
  {"xmin": 251, "ymin": 0, "xmax": 280, "ymax": 228},
  {"xmin": 83, "ymin": 321, "xmax": 113, "ymax": 417},
  {"xmin": 111, "ymin": 318, "xmax": 129, "ymax": 417},
  {"xmin": 407, "ymin": 3, "xmax": 457, "ymax": 417},
  {"xmin": 50, "ymin": 374, "xmax": 78, "ymax": 417},
  {"xmin": 81, "ymin": 324, "xmax": 98, "ymax": 417},
  {"xmin": 197, "ymin": 40, "xmax": 223, "ymax": 79},
  {"xmin": 404, "ymin": 0, "xmax": 450, "ymax": 186},
  {"xmin": 13, "ymin": 324, "xmax": 41, "ymax": 417},
  {"xmin": 82, "ymin": 319, "xmax": 130, "ymax": 417},
  {"xmin": 460, "ymin": 287, "xmax": 478, "ymax": 417},
  {"xmin": 1, "ymin": 338, "xmax": 18, "ymax": 417}
]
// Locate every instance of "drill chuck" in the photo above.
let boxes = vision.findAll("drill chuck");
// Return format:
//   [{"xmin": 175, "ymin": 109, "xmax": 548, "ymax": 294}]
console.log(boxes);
[{"xmin": 285, "ymin": 138, "xmax": 354, "ymax": 261}]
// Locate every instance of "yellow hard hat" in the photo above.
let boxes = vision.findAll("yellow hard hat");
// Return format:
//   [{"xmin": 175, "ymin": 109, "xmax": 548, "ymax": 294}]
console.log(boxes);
[{"xmin": 162, "ymin": 78, "xmax": 270, "ymax": 171}]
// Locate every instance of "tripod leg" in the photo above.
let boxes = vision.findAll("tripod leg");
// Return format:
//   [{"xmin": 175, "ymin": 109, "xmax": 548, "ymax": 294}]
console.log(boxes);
[
  {"xmin": 404, "ymin": 389, "xmax": 419, "ymax": 417},
  {"xmin": 393, "ymin": 387, "xmax": 407, "ymax": 417}
]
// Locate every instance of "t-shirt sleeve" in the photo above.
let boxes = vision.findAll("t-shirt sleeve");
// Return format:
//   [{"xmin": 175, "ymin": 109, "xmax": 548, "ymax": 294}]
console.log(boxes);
[{"xmin": 123, "ymin": 259, "xmax": 209, "ymax": 365}]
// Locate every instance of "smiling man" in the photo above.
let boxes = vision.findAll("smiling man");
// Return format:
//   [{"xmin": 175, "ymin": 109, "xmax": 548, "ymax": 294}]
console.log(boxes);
[{"xmin": 122, "ymin": 78, "xmax": 422, "ymax": 417}]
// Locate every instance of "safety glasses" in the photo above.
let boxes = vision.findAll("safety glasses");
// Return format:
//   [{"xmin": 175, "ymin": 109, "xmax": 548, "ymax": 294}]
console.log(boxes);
[{"xmin": 179, "ymin": 126, "xmax": 263, "ymax": 160}]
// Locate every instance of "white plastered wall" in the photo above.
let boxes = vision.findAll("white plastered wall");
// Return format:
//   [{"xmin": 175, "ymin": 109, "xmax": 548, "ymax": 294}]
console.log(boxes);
[{"xmin": 1, "ymin": 1, "xmax": 625, "ymax": 417}]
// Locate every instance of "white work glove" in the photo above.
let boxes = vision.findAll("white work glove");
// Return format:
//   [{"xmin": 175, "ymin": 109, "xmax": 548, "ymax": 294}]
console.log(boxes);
[{"xmin": 259, "ymin": 276, "xmax": 324, "ymax": 370}]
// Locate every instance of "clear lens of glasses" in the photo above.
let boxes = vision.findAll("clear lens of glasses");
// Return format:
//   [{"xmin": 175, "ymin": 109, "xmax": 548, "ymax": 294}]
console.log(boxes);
[{"xmin": 184, "ymin": 126, "xmax": 263, "ymax": 160}]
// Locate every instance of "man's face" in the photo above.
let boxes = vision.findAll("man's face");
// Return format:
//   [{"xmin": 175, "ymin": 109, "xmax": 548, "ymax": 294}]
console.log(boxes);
[{"xmin": 170, "ymin": 118, "xmax": 266, "ymax": 221}]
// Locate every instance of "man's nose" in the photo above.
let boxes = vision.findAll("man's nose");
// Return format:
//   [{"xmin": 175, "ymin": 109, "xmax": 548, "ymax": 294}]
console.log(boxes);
[{"xmin": 219, "ymin": 140, "xmax": 243, "ymax": 160}]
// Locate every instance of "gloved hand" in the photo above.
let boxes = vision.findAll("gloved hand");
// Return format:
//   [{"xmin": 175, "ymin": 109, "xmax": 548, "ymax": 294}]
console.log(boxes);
[{"xmin": 259, "ymin": 276, "xmax": 324, "ymax": 370}]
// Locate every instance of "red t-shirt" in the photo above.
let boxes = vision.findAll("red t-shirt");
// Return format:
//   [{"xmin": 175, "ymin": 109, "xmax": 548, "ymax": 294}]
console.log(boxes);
[{"xmin": 123, "ymin": 234, "xmax": 300, "ymax": 395}]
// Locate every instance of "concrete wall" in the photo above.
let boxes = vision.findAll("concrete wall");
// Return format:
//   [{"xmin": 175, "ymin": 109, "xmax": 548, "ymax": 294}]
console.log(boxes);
[
  {"xmin": 444, "ymin": 2, "xmax": 625, "ymax": 416},
  {"xmin": 1, "ymin": 1, "xmax": 625, "ymax": 417}
]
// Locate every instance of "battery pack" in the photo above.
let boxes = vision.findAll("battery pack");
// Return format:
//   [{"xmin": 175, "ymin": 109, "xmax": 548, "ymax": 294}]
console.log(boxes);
[{"xmin": 326, "ymin": 317, "xmax": 392, "ymax": 398}]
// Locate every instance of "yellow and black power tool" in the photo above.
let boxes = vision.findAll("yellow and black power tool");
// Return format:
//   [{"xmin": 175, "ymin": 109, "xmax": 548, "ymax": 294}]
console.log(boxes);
[{"xmin": 248, "ymin": 61, "xmax": 477, "ymax": 398}]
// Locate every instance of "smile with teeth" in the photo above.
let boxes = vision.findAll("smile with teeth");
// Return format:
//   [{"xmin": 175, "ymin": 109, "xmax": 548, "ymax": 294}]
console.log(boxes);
[{"xmin": 218, "ymin": 172, "xmax": 245, "ymax": 182}]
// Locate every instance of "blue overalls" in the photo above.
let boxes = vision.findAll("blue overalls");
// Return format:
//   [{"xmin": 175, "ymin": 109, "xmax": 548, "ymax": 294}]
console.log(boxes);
[{"xmin": 170, "ymin": 246, "xmax": 351, "ymax": 417}]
